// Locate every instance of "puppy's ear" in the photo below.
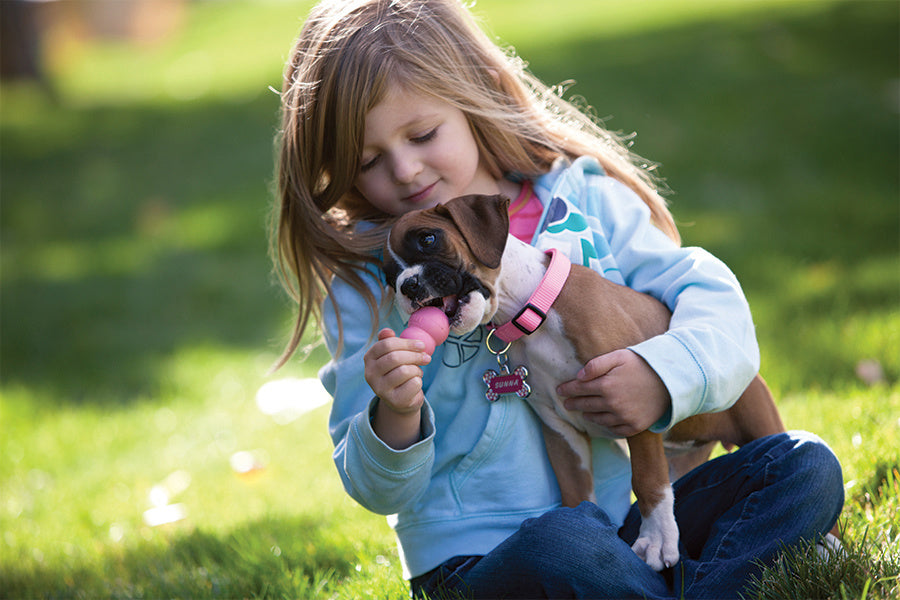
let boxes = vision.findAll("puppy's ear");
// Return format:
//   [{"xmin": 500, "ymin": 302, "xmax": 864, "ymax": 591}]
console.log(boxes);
[{"xmin": 439, "ymin": 194, "xmax": 509, "ymax": 268}]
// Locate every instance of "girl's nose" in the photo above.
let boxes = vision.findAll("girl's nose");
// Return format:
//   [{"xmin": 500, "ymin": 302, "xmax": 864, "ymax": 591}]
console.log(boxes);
[{"xmin": 389, "ymin": 149, "xmax": 422, "ymax": 184}]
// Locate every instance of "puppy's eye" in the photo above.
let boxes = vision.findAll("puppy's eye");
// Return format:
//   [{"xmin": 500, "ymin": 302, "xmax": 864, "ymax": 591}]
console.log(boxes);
[{"xmin": 417, "ymin": 232, "xmax": 437, "ymax": 252}]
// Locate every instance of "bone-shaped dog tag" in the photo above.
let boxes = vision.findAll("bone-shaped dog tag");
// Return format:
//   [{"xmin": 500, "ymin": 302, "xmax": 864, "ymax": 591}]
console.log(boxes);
[{"xmin": 483, "ymin": 361, "xmax": 531, "ymax": 402}]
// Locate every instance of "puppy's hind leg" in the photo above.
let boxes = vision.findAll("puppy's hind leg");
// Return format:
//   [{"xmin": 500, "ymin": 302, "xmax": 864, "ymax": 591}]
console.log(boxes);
[{"xmin": 628, "ymin": 431, "xmax": 680, "ymax": 571}]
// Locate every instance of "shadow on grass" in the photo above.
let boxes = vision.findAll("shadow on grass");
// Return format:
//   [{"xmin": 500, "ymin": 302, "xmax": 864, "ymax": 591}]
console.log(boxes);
[
  {"xmin": 1, "ymin": 92, "xmax": 331, "ymax": 403},
  {"xmin": 1, "ymin": 1, "xmax": 897, "ymax": 403}
]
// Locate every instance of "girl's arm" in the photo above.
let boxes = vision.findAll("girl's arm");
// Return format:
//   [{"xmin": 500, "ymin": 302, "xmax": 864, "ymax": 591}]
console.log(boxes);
[
  {"xmin": 320, "ymin": 271, "xmax": 436, "ymax": 515},
  {"xmin": 559, "ymin": 176, "xmax": 759, "ymax": 433}
]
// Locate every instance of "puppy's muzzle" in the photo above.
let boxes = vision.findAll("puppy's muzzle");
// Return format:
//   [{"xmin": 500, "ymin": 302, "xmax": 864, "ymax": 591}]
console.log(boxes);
[
  {"xmin": 401, "ymin": 263, "xmax": 463, "ymax": 302},
  {"xmin": 396, "ymin": 262, "xmax": 490, "ymax": 323}
]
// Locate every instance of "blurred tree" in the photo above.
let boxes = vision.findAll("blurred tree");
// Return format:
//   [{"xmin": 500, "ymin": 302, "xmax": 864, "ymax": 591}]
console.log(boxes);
[{"xmin": 0, "ymin": 0, "xmax": 45, "ymax": 81}]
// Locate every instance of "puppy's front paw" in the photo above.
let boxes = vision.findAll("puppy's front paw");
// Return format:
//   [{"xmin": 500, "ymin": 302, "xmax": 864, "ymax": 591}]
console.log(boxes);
[
  {"xmin": 632, "ymin": 528, "xmax": 679, "ymax": 571},
  {"xmin": 632, "ymin": 489, "xmax": 680, "ymax": 571}
]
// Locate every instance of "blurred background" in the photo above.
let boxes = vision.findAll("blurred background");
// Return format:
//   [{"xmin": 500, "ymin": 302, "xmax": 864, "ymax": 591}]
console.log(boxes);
[{"xmin": 1, "ymin": 0, "xmax": 898, "ymax": 597}]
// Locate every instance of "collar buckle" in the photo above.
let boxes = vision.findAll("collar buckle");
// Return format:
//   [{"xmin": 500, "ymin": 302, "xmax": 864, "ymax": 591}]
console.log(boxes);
[{"xmin": 511, "ymin": 302, "xmax": 547, "ymax": 336}]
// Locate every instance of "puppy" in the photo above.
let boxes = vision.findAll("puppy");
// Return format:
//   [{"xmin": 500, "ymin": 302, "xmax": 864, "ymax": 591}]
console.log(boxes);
[{"xmin": 383, "ymin": 194, "xmax": 785, "ymax": 570}]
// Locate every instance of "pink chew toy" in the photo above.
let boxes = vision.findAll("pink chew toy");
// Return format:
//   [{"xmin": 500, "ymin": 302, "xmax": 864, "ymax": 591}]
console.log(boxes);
[{"xmin": 400, "ymin": 306, "xmax": 450, "ymax": 355}]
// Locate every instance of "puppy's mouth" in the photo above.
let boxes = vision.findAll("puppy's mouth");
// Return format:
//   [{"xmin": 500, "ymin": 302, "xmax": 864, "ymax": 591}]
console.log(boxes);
[{"xmin": 419, "ymin": 295, "xmax": 462, "ymax": 321}]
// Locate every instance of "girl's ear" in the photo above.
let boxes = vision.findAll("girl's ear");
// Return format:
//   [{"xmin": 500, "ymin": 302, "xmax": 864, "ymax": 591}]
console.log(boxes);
[{"xmin": 439, "ymin": 194, "xmax": 510, "ymax": 269}]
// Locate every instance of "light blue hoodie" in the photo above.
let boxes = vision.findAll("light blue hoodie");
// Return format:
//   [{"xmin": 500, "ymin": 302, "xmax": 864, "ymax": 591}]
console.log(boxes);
[{"xmin": 320, "ymin": 156, "xmax": 760, "ymax": 578}]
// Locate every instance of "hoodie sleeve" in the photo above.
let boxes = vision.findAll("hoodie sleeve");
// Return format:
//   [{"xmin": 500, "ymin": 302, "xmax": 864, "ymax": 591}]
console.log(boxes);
[
  {"xmin": 587, "ymin": 176, "xmax": 760, "ymax": 431},
  {"xmin": 319, "ymin": 269, "xmax": 436, "ymax": 515}
]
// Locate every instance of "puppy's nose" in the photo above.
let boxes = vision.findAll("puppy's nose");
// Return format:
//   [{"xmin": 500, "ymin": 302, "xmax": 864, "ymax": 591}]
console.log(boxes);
[{"xmin": 400, "ymin": 276, "xmax": 422, "ymax": 299}]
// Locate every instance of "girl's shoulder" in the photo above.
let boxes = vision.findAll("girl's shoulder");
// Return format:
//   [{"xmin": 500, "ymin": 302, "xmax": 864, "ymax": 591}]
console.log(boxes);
[
  {"xmin": 533, "ymin": 155, "xmax": 606, "ymax": 198},
  {"xmin": 533, "ymin": 156, "xmax": 646, "ymax": 219},
  {"xmin": 534, "ymin": 155, "xmax": 641, "ymax": 206}
]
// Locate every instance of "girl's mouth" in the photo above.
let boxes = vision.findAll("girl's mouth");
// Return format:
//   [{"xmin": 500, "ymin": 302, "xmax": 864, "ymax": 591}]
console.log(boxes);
[{"xmin": 404, "ymin": 182, "xmax": 437, "ymax": 204}]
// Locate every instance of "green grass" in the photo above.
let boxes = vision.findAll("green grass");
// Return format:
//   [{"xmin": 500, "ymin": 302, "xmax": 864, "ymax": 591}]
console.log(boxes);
[{"xmin": 1, "ymin": 0, "xmax": 897, "ymax": 598}]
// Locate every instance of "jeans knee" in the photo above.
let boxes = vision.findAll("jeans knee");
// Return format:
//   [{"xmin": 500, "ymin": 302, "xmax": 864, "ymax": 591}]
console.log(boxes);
[
  {"xmin": 788, "ymin": 430, "xmax": 842, "ymax": 477},
  {"xmin": 784, "ymin": 430, "xmax": 845, "ymax": 513},
  {"xmin": 467, "ymin": 503, "xmax": 668, "ymax": 599},
  {"xmin": 518, "ymin": 502, "xmax": 613, "ymax": 544},
  {"xmin": 512, "ymin": 503, "xmax": 622, "ymax": 572}
]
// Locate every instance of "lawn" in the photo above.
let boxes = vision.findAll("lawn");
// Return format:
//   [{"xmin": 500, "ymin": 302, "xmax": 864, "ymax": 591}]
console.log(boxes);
[{"xmin": 1, "ymin": 0, "xmax": 898, "ymax": 598}]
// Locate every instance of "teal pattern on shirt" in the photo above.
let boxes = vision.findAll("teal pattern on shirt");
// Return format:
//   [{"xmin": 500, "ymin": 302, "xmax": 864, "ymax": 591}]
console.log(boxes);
[{"xmin": 536, "ymin": 196, "xmax": 625, "ymax": 285}]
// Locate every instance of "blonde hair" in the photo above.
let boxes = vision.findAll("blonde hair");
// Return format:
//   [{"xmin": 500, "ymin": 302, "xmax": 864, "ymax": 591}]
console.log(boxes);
[{"xmin": 271, "ymin": 0, "xmax": 680, "ymax": 367}]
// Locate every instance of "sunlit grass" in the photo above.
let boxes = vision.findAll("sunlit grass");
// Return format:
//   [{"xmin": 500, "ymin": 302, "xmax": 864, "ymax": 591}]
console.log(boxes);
[
  {"xmin": 1, "ymin": 347, "xmax": 404, "ymax": 598},
  {"xmin": 751, "ymin": 255, "xmax": 900, "ymax": 394},
  {"xmin": 43, "ymin": 0, "xmax": 314, "ymax": 105},
  {"xmin": 4, "ymin": 375, "xmax": 896, "ymax": 597},
  {"xmin": 480, "ymin": 0, "xmax": 848, "ymax": 48}
]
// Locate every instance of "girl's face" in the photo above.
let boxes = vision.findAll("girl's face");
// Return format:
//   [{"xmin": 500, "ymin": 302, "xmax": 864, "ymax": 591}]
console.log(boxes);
[{"xmin": 355, "ymin": 86, "xmax": 512, "ymax": 215}]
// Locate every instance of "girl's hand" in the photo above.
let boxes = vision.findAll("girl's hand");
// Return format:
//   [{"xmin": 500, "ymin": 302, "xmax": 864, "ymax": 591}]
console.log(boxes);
[
  {"xmin": 557, "ymin": 349, "xmax": 671, "ymax": 438},
  {"xmin": 364, "ymin": 328, "xmax": 432, "ymax": 449}
]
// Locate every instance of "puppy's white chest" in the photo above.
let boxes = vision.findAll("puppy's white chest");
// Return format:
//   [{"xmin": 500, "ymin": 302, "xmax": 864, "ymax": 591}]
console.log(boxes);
[
  {"xmin": 512, "ymin": 315, "xmax": 580, "ymax": 389},
  {"xmin": 508, "ymin": 314, "xmax": 609, "ymax": 438}
]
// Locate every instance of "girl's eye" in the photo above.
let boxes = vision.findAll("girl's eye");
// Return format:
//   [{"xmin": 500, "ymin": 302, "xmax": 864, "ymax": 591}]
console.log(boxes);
[
  {"xmin": 411, "ymin": 127, "xmax": 438, "ymax": 144},
  {"xmin": 359, "ymin": 126, "xmax": 436, "ymax": 173},
  {"xmin": 359, "ymin": 155, "xmax": 380, "ymax": 173}
]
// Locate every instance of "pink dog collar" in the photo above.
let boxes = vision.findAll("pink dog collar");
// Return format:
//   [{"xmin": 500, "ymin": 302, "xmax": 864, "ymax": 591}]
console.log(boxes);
[{"xmin": 491, "ymin": 248, "xmax": 571, "ymax": 345}]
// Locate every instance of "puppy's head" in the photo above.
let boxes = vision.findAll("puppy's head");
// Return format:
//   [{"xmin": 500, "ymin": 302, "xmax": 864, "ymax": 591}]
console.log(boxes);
[{"xmin": 383, "ymin": 194, "xmax": 510, "ymax": 334}]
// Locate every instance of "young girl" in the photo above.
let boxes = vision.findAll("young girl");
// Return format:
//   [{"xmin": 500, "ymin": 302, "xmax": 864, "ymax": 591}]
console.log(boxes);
[{"xmin": 271, "ymin": 1, "xmax": 844, "ymax": 597}]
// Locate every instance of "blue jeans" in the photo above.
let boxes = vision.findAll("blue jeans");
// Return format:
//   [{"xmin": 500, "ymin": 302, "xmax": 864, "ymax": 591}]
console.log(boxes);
[{"xmin": 410, "ymin": 431, "xmax": 843, "ymax": 599}]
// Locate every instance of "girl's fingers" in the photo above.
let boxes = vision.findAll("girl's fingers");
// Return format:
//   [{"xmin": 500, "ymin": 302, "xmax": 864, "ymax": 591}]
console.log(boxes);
[
  {"xmin": 379, "ymin": 363, "xmax": 425, "ymax": 391},
  {"xmin": 369, "ymin": 329, "xmax": 427, "ymax": 358},
  {"xmin": 578, "ymin": 352, "xmax": 621, "ymax": 381},
  {"xmin": 371, "ymin": 350, "xmax": 432, "ymax": 378}
]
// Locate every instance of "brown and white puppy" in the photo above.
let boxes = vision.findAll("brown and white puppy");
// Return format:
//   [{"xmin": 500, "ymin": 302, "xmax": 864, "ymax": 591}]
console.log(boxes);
[{"xmin": 383, "ymin": 194, "xmax": 785, "ymax": 571}]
